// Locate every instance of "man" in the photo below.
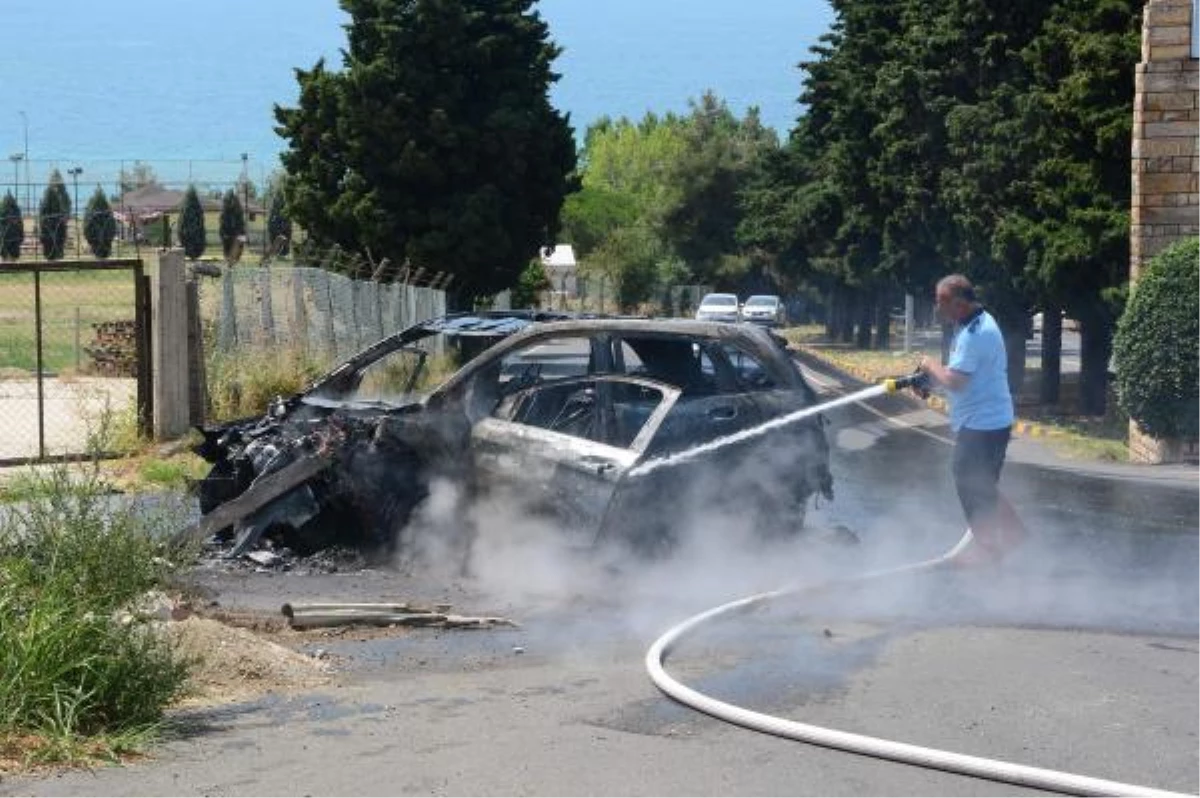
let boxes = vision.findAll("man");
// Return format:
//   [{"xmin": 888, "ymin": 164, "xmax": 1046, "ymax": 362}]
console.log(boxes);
[{"xmin": 918, "ymin": 274, "xmax": 1026, "ymax": 566}]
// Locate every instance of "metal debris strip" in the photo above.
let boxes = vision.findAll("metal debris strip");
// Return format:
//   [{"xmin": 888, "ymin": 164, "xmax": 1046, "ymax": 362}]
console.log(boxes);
[{"xmin": 281, "ymin": 601, "xmax": 519, "ymax": 630}]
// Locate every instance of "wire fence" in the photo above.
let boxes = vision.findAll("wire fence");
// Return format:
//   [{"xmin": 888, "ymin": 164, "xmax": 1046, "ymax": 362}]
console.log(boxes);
[
  {"xmin": 196, "ymin": 263, "xmax": 447, "ymax": 368},
  {"xmin": 0, "ymin": 262, "xmax": 144, "ymax": 463}
]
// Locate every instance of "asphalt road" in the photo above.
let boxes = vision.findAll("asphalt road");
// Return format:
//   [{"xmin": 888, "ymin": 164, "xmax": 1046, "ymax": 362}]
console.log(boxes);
[{"xmin": 6, "ymin": 364, "xmax": 1196, "ymax": 797}]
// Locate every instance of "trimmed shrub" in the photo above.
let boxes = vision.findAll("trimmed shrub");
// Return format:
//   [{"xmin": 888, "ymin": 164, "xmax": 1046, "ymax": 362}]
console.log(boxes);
[{"xmin": 1112, "ymin": 237, "xmax": 1199, "ymax": 440}]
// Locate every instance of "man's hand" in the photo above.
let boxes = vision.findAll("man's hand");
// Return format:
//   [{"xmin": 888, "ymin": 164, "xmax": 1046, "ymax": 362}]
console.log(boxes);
[{"xmin": 919, "ymin": 355, "xmax": 968, "ymax": 392}]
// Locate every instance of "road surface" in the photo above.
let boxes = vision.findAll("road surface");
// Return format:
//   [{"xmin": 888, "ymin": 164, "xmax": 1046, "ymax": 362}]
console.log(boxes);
[{"xmin": 5, "ymin": 361, "xmax": 1196, "ymax": 797}]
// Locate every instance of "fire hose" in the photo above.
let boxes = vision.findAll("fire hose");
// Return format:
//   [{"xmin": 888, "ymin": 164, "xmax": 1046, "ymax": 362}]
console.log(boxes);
[{"xmin": 644, "ymin": 374, "xmax": 1189, "ymax": 798}]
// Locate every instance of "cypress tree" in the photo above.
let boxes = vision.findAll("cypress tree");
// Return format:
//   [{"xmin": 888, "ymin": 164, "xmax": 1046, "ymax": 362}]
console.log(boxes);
[
  {"xmin": 219, "ymin": 190, "xmax": 246, "ymax": 259},
  {"xmin": 178, "ymin": 185, "xmax": 207, "ymax": 259},
  {"xmin": 274, "ymin": 0, "xmax": 577, "ymax": 300},
  {"xmin": 83, "ymin": 187, "xmax": 117, "ymax": 259},
  {"xmin": 1, "ymin": 192, "xmax": 23, "ymax": 260},
  {"xmin": 267, "ymin": 190, "xmax": 292, "ymax": 256},
  {"xmin": 39, "ymin": 169, "xmax": 70, "ymax": 260}
]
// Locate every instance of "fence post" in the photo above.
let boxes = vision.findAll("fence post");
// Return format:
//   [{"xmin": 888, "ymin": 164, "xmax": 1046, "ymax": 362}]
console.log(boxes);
[
  {"xmin": 291, "ymin": 269, "xmax": 308, "ymax": 357},
  {"xmin": 259, "ymin": 266, "xmax": 275, "ymax": 346},
  {"xmin": 186, "ymin": 280, "xmax": 207, "ymax": 426},
  {"xmin": 219, "ymin": 268, "xmax": 238, "ymax": 351},
  {"xmin": 152, "ymin": 251, "xmax": 191, "ymax": 439}
]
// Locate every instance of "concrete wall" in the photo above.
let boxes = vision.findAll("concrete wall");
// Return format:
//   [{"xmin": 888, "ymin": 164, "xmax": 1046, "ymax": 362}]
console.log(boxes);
[{"xmin": 1129, "ymin": 0, "xmax": 1199, "ymax": 463}]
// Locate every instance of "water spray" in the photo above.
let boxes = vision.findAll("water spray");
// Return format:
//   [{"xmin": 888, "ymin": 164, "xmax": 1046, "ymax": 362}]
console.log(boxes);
[{"xmin": 629, "ymin": 371, "xmax": 930, "ymax": 478}]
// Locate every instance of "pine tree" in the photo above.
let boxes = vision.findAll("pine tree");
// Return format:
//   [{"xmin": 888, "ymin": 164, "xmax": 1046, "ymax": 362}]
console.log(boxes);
[
  {"xmin": 0, "ymin": 192, "xmax": 23, "ymax": 260},
  {"xmin": 83, "ymin": 187, "xmax": 117, "ymax": 259},
  {"xmin": 274, "ymin": 0, "xmax": 576, "ymax": 299},
  {"xmin": 38, "ymin": 169, "xmax": 70, "ymax": 260},
  {"xmin": 178, "ymin": 185, "xmax": 207, "ymax": 259},
  {"xmin": 219, "ymin": 190, "xmax": 246, "ymax": 260}
]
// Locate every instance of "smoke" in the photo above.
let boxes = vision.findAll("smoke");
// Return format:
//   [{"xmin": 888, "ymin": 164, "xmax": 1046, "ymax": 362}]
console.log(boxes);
[{"xmin": 388, "ymin": 401, "xmax": 1197, "ymax": 654}]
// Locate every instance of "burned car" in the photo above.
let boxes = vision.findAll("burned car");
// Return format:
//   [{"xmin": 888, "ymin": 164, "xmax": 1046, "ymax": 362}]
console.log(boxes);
[{"xmin": 188, "ymin": 312, "xmax": 834, "ymax": 559}]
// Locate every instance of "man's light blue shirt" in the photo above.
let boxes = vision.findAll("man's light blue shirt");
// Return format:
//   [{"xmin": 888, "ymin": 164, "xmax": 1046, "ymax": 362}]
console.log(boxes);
[{"xmin": 946, "ymin": 309, "xmax": 1014, "ymax": 432}]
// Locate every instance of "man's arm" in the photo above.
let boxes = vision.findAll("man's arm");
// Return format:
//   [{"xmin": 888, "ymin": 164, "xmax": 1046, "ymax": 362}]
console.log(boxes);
[{"xmin": 919, "ymin": 355, "xmax": 969, "ymax": 392}]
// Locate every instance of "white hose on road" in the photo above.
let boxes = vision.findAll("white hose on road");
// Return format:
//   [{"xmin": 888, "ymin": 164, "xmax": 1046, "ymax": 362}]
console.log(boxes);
[{"xmin": 645, "ymin": 530, "xmax": 1189, "ymax": 797}]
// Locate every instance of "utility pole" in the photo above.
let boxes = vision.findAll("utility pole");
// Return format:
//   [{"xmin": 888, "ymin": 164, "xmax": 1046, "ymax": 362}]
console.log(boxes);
[{"xmin": 67, "ymin": 166, "xmax": 83, "ymax": 258}]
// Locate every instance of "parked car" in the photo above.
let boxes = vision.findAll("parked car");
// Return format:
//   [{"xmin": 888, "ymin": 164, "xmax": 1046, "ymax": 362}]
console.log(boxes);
[
  {"xmin": 191, "ymin": 312, "xmax": 834, "ymax": 560},
  {"xmin": 741, "ymin": 295, "xmax": 787, "ymax": 327},
  {"xmin": 694, "ymin": 293, "xmax": 742, "ymax": 323}
]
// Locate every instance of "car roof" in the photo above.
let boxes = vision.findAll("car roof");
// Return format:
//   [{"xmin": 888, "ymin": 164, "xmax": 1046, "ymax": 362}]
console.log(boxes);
[
  {"xmin": 431, "ymin": 317, "xmax": 806, "ymax": 396},
  {"xmin": 745, "ymin": 294, "xmax": 780, "ymax": 302},
  {"xmin": 699, "ymin": 292, "xmax": 738, "ymax": 301}
]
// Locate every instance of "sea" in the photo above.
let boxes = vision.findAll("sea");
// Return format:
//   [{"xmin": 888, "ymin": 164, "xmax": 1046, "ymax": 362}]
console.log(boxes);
[{"xmin": 0, "ymin": 0, "xmax": 833, "ymax": 190}]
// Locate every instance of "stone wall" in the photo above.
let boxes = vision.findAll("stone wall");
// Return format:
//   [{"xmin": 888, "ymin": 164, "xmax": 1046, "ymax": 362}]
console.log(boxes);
[
  {"xmin": 1129, "ymin": 0, "xmax": 1199, "ymax": 463},
  {"xmin": 1131, "ymin": 0, "xmax": 1198, "ymax": 277}
]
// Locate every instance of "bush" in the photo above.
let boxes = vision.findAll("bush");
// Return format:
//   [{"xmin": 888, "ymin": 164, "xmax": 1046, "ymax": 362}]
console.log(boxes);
[
  {"xmin": 511, "ymin": 258, "xmax": 550, "ymax": 308},
  {"xmin": 1112, "ymin": 237, "xmax": 1199, "ymax": 440},
  {"xmin": 0, "ymin": 464, "xmax": 192, "ymax": 759}
]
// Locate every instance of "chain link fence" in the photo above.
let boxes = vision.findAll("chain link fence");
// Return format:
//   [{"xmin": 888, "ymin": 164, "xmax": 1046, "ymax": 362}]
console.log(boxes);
[{"xmin": 0, "ymin": 262, "xmax": 146, "ymax": 463}]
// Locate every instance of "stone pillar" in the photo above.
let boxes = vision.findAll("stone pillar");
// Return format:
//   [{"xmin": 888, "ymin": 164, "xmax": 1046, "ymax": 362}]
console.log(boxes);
[
  {"xmin": 1128, "ymin": 0, "xmax": 1199, "ymax": 463},
  {"xmin": 153, "ymin": 250, "xmax": 192, "ymax": 440}
]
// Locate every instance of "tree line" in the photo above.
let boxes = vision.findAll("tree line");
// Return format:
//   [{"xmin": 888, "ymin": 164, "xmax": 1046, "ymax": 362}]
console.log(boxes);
[
  {"xmin": 1, "ymin": 171, "xmax": 293, "ymax": 263},
  {"xmin": 273, "ymin": 0, "xmax": 1142, "ymax": 413},
  {"xmin": 2, "ymin": 169, "xmax": 118, "ymax": 261},
  {"xmin": 741, "ymin": 0, "xmax": 1142, "ymax": 414}
]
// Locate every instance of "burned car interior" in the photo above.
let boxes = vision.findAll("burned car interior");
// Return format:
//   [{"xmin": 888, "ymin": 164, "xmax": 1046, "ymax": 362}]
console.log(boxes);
[{"xmin": 186, "ymin": 312, "xmax": 834, "ymax": 561}]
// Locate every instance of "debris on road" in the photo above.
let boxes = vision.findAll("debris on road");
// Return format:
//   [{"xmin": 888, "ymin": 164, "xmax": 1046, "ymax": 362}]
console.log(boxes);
[{"xmin": 280, "ymin": 601, "xmax": 518, "ymax": 630}]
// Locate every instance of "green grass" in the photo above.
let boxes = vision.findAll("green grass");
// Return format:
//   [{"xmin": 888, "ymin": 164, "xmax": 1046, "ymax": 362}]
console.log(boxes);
[
  {"xmin": 137, "ymin": 456, "xmax": 209, "ymax": 489},
  {"xmin": 205, "ymin": 343, "xmax": 325, "ymax": 422},
  {"xmin": 0, "ymin": 270, "xmax": 137, "ymax": 374},
  {"xmin": 0, "ymin": 463, "xmax": 195, "ymax": 770}
]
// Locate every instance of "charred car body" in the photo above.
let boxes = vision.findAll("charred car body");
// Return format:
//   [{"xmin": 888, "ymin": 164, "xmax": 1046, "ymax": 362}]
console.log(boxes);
[{"xmin": 191, "ymin": 312, "xmax": 834, "ymax": 558}]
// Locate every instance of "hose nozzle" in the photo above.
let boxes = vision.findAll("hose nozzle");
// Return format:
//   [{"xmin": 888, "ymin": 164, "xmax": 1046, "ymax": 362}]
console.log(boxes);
[{"xmin": 882, "ymin": 371, "xmax": 931, "ymax": 398}]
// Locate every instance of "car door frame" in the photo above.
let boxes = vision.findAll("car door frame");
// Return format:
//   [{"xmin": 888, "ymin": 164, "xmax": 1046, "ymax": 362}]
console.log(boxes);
[{"xmin": 468, "ymin": 374, "xmax": 681, "ymax": 540}]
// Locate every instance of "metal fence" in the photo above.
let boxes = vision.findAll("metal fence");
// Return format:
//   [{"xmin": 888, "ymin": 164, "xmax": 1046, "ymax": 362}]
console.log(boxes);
[
  {"xmin": 0, "ymin": 260, "xmax": 149, "ymax": 464},
  {"xmin": 196, "ymin": 264, "xmax": 447, "ymax": 368}
]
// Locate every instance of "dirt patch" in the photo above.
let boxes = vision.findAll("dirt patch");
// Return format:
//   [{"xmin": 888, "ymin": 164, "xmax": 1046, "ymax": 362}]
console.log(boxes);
[{"xmin": 168, "ymin": 616, "xmax": 334, "ymax": 708}]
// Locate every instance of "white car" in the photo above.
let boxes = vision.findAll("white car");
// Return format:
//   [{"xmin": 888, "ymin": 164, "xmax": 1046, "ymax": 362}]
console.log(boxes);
[
  {"xmin": 694, "ymin": 293, "xmax": 741, "ymax": 323},
  {"xmin": 741, "ymin": 294, "xmax": 786, "ymax": 326}
]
